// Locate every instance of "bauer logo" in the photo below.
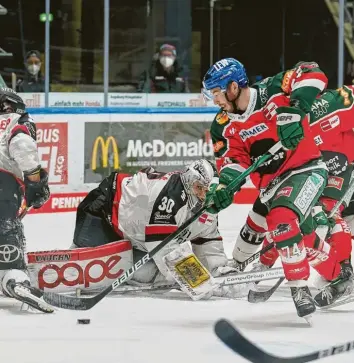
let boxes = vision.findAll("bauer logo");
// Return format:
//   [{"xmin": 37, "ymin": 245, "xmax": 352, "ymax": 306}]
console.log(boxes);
[
  {"xmin": 36, "ymin": 123, "xmax": 68, "ymax": 184},
  {"xmin": 91, "ymin": 136, "xmax": 120, "ymax": 171},
  {"xmin": 239, "ymin": 123, "xmax": 268, "ymax": 141}
]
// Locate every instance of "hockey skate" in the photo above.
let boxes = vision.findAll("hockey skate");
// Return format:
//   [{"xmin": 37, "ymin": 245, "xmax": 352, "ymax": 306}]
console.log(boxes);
[
  {"xmin": 290, "ymin": 286, "xmax": 316, "ymax": 321},
  {"xmin": 6, "ymin": 280, "xmax": 54, "ymax": 313},
  {"xmin": 314, "ymin": 260, "xmax": 354, "ymax": 308}
]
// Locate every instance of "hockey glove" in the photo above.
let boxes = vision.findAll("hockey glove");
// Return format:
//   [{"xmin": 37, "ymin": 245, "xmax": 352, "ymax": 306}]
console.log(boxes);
[
  {"xmin": 276, "ymin": 106, "xmax": 306, "ymax": 150},
  {"xmin": 311, "ymin": 204, "xmax": 335, "ymax": 237},
  {"xmin": 24, "ymin": 168, "xmax": 50, "ymax": 209},
  {"xmin": 206, "ymin": 167, "xmax": 244, "ymax": 214}
]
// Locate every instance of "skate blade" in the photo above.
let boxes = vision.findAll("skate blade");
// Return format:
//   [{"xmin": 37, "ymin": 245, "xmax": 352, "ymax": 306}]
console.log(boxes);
[
  {"xmin": 318, "ymin": 286, "xmax": 354, "ymax": 310},
  {"xmin": 303, "ymin": 314, "xmax": 313, "ymax": 326},
  {"xmin": 14, "ymin": 285, "xmax": 55, "ymax": 313}
]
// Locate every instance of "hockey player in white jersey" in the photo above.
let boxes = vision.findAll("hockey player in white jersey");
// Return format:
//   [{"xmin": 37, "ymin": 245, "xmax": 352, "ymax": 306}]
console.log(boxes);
[
  {"xmin": 0, "ymin": 88, "xmax": 52, "ymax": 313},
  {"xmin": 27, "ymin": 160, "xmax": 244, "ymax": 299}
]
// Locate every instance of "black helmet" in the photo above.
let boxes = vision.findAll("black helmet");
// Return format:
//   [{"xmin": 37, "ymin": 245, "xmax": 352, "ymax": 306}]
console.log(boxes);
[{"xmin": 0, "ymin": 88, "xmax": 26, "ymax": 114}]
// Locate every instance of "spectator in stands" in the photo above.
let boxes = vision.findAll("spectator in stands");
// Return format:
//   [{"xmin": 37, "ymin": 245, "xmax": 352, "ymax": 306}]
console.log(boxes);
[
  {"xmin": 137, "ymin": 44, "xmax": 187, "ymax": 93},
  {"xmin": 16, "ymin": 50, "xmax": 45, "ymax": 93}
]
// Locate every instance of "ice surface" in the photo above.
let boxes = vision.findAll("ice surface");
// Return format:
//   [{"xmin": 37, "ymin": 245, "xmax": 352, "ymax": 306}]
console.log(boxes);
[{"xmin": 0, "ymin": 205, "xmax": 352, "ymax": 363}]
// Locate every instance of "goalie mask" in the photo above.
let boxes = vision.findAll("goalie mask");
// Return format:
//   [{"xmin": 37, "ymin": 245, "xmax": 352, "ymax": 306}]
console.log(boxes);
[{"xmin": 181, "ymin": 159, "xmax": 217, "ymax": 209}]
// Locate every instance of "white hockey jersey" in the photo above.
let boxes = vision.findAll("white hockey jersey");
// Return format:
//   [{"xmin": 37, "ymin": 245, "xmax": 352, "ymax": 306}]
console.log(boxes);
[
  {"xmin": 0, "ymin": 112, "xmax": 39, "ymax": 179},
  {"xmin": 110, "ymin": 167, "xmax": 227, "ymax": 277}
]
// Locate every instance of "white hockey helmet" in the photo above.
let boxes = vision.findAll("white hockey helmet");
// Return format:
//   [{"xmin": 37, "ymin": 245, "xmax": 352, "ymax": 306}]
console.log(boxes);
[{"xmin": 181, "ymin": 159, "xmax": 216, "ymax": 204}]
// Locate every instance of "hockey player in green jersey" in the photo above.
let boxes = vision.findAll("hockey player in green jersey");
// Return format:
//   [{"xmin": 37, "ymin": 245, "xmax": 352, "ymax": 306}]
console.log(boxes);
[
  {"xmin": 202, "ymin": 58, "xmax": 329, "ymax": 320},
  {"xmin": 233, "ymin": 85, "xmax": 354, "ymax": 308}
]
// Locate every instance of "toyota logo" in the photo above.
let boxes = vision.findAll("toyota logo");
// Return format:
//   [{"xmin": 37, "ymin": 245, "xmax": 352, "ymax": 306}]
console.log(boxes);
[{"xmin": 0, "ymin": 245, "xmax": 21, "ymax": 263}]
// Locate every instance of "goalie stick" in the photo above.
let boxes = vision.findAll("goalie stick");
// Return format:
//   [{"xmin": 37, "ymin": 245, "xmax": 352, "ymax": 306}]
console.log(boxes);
[
  {"xmin": 84, "ymin": 266, "xmax": 284, "ymax": 294},
  {"xmin": 214, "ymin": 319, "xmax": 354, "ymax": 363},
  {"xmin": 42, "ymin": 142, "xmax": 283, "ymax": 310}
]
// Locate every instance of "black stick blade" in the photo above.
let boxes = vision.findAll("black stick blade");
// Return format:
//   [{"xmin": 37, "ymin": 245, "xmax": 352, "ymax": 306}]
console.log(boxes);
[
  {"xmin": 43, "ymin": 292, "xmax": 90, "ymax": 310},
  {"xmin": 248, "ymin": 277, "xmax": 285, "ymax": 303},
  {"xmin": 214, "ymin": 319, "xmax": 281, "ymax": 363}
]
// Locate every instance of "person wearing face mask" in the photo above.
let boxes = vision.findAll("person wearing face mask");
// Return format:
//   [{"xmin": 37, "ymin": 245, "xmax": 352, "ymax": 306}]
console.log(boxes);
[
  {"xmin": 137, "ymin": 44, "xmax": 187, "ymax": 93},
  {"xmin": 16, "ymin": 50, "xmax": 45, "ymax": 93}
]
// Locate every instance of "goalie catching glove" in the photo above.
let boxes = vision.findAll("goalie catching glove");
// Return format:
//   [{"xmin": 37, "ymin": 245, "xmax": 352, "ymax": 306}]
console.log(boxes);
[
  {"xmin": 206, "ymin": 167, "xmax": 245, "ymax": 214},
  {"xmin": 276, "ymin": 106, "xmax": 306, "ymax": 150}
]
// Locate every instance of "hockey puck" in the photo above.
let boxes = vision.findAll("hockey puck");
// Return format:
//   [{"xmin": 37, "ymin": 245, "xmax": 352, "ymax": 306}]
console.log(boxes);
[{"xmin": 77, "ymin": 319, "xmax": 90, "ymax": 325}]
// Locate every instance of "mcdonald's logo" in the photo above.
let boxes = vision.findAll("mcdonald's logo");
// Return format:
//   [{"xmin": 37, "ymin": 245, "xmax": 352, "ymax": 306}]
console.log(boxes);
[{"xmin": 91, "ymin": 136, "xmax": 119, "ymax": 171}]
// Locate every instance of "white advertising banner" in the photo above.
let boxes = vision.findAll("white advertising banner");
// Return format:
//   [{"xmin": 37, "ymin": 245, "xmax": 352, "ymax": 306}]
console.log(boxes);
[
  {"xmin": 20, "ymin": 92, "xmax": 217, "ymax": 108},
  {"xmin": 19, "ymin": 92, "xmax": 45, "ymax": 108},
  {"xmin": 49, "ymin": 93, "xmax": 104, "ymax": 107},
  {"xmin": 108, "ymin": 93, "xmax": 147, "ymax": 107}
]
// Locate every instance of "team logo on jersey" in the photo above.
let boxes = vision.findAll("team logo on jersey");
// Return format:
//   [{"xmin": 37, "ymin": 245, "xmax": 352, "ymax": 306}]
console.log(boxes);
[
  {"xmin": 239, "ymin": 123, "xmax": 269, "ymax": 141},
  {"xmin": 320, "ymin": 115, "xmax": 340, "ymax": 132},
  {"xmin": 264, "ymin": 102, "xmax": 277, "ymax": 120},
  {"xmin": 281, "ymin": 70, "xmax": 294, "ymax": 93},
  {"xmin": 216, "ymin": 111, "xmax": 229, "ymax": 125},
  {"xmin": 199, "ymin": 213, "xmax": 214, "ymax": 225},
  {"xmin": 213, "ymin": 141, "xmax": 224, "ymax": 152},
  {"xmin": 274, "ymin": 186, "xmax": 293, "ymax": 199},
  {"xmin": 327, "ymin": 176, "xmax": 344, "ymax": 190}
]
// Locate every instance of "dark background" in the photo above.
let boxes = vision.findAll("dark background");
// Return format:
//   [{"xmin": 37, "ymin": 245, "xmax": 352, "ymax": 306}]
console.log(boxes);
[{"xmin": 0, "ymin": 0, "xmax": 345, "ymax": 91}]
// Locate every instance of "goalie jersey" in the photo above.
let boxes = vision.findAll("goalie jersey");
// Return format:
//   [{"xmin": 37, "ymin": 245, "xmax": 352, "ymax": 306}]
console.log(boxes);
[{"xmin": 109, "ymin": 167, "xmax": 223, "ymax": 252}]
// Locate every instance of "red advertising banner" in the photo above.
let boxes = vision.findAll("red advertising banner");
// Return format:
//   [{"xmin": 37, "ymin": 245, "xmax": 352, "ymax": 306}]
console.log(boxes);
[
  {"xmin": 36, "ymin": 122, "xmax": 68, "ymax": 184},
  {"xmin": 28, "ymin": 189, "xmax": 258, "ymax": 214},
  {"xmin": 29, "ymin": 192, "xmax": 87, "ymax": 214}
]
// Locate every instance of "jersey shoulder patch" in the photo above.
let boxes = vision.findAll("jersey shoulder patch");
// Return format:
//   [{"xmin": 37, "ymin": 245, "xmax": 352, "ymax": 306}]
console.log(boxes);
[
  {"xmin": 16, "ymin": 113, "xmax": 37, "ymax": 140},
  {"xmin": 215, "ymin": 110, "xmax": 230, "ymax": 125},
  {"xmin": 211, "ymin": 111, "xmax": 230, "ymax": 157}
]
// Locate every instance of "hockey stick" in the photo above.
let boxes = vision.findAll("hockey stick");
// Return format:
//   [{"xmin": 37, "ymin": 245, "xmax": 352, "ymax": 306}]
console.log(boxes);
[
  {"xmin": 42, "ymin": 142, "xmax": 283, "ymax": 310},
  {"xmin": 248, "ymin": 277, "xmax": 285, "ymax": 303},
  {"xmin": 77, "ymin": 238, "xmax": 281, "ymax": 295},
  {"xmin": 86, "ymin": 267, "xmax": 284, "ymax": 295},
  {"xmin": 248, "ymin": 176, "xmax": 354, "ymax": 303},
  {"xmin": 214, "ymin": 319, "xmax": 354, "ymax": 363}
]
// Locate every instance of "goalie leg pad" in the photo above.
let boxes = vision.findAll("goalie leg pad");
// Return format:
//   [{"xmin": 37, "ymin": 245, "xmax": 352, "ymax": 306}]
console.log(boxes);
[
  {"xmin": 27, "ymin": 240, "xmax": 133, "ymax": 292},
  {"xmin": 163, "ymin": 242, "xmax": 214, "ymax": 300},
  {"xmin": 192, "ymin": 239, "xmax": 228, "ymax": 277}
]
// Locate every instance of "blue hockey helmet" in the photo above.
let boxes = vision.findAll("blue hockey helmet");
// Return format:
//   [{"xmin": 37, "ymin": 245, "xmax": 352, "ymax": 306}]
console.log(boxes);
[{"xmin": 202, "ymin": 58, "xmax": 249, "ymax": 100}]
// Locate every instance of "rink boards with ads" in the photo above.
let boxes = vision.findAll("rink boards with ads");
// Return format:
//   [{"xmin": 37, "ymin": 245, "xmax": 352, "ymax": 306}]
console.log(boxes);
[{"xmin": 28, "ymin": 106, "xmax": 259, "ymax": 214}]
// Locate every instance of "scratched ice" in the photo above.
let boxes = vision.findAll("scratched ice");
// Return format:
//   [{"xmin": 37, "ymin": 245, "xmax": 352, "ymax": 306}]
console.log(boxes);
[{"xmin": 0, "ymin": 205, "xmax": 351, "ymax": 363}]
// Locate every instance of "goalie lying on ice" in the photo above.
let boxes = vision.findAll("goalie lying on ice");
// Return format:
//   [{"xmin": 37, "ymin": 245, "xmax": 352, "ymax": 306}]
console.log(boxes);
[{"xmin": 27, "ymin": 160, "xmax": 247, "ymax": 300}]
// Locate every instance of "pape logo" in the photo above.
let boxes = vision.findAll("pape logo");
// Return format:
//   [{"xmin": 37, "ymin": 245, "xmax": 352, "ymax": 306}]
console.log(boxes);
[
  {"xmin": 38, "ymin": 256, "xmax": 124, "ymax": 289},
  {"xmin": 91, "ymin": 136, "xmax": 120, "ymax": 171},
  {"xmin": 36, "ymin": 123, "xmax": 68, "ymax": 184}
]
